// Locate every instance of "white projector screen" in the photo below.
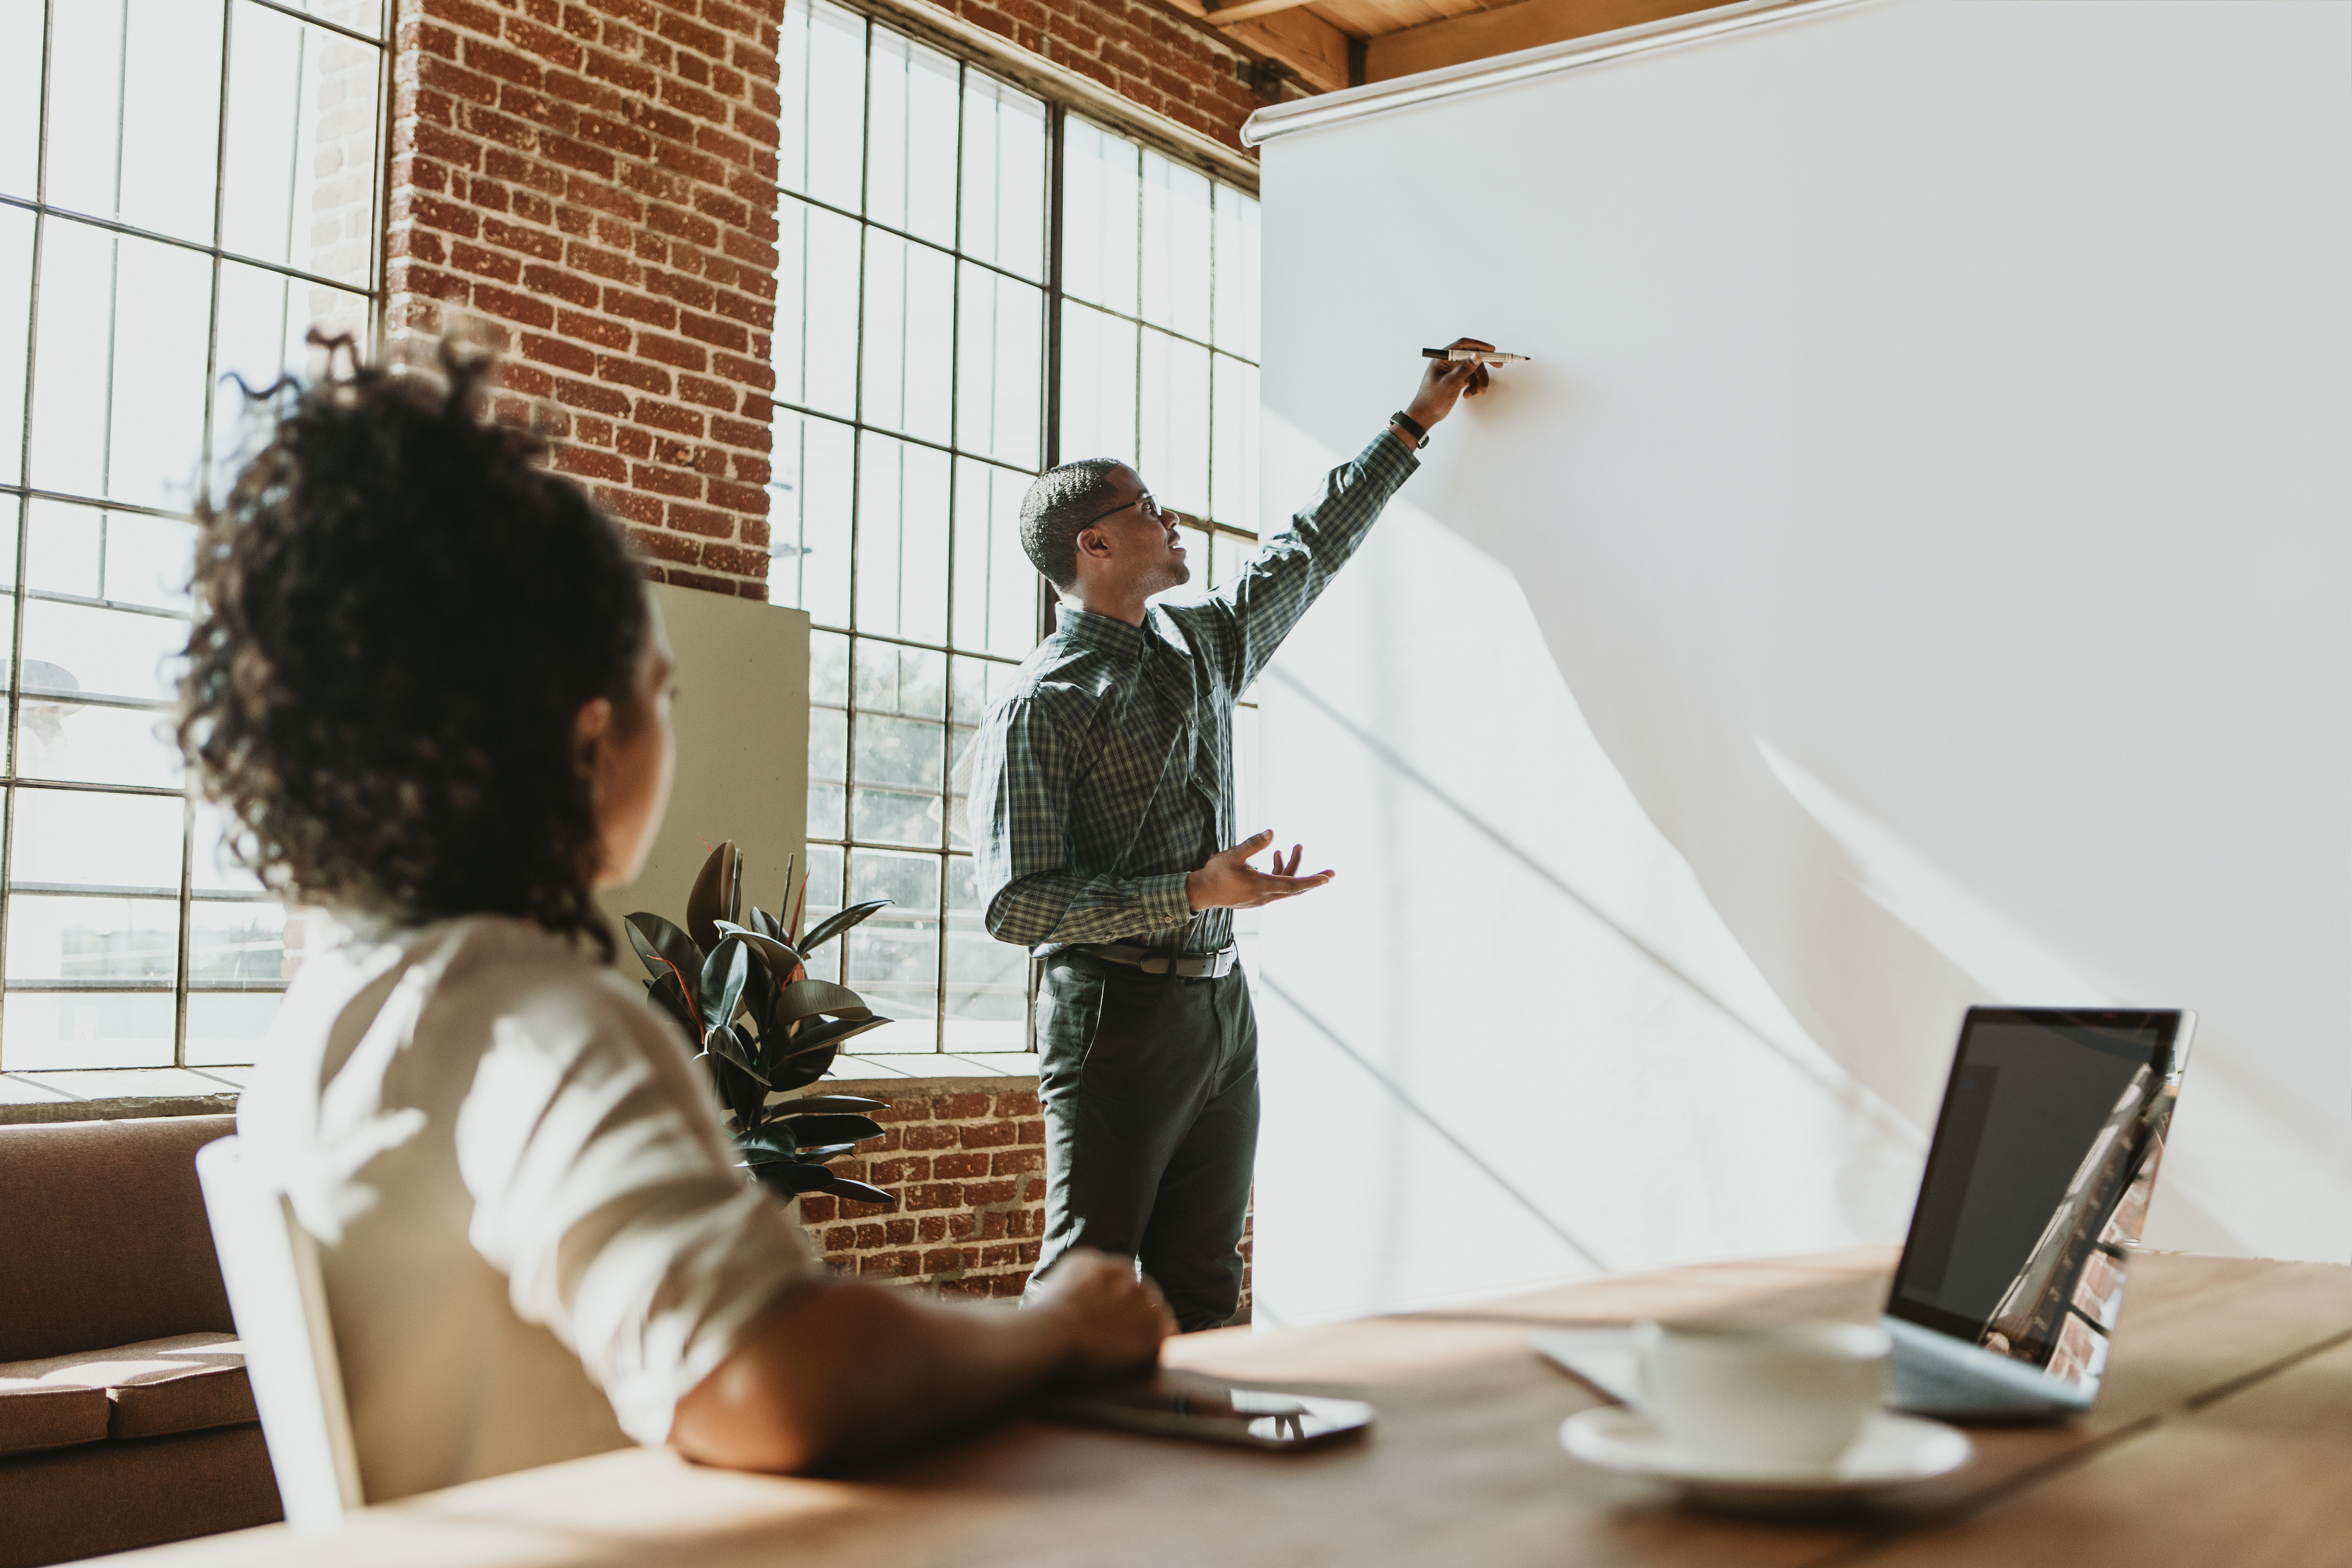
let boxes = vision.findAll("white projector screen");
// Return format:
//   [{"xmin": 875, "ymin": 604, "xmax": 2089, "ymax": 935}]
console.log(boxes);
[{"xmin": 1244, "ymin": 0, "xmax": 2352, "ymax": 1326}]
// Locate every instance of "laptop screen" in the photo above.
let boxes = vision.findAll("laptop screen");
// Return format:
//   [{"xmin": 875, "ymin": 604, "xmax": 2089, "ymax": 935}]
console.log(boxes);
[{"xmin": 1886, "ymin": 1008, "xmax": 2185, "ymax": 1387}]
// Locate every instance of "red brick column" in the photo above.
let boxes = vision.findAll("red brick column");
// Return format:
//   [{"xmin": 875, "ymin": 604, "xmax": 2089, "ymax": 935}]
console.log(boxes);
[{"xmin": 386, "ymin": 0, "xmax": 782, "ymax": 598}]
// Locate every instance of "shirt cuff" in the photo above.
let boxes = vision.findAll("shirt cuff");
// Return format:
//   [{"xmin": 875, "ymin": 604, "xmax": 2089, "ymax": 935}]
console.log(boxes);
[
  {"xmin": 1368, "ymin": 428, "xmax": 1423, "ymax": 481},
  {"xmin": 1135, "ymin": 872, "xmax": 1194, "ymax": 932}
]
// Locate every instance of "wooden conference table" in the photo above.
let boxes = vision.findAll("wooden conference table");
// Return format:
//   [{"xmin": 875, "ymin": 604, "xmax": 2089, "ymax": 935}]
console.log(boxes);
[{"xmin": 119, "ymin": 1248, "xmax": 2352, "ymax": 1568}]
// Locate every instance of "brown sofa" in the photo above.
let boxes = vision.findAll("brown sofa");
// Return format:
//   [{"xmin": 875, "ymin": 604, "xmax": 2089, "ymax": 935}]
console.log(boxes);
[{"xmin": 0, "ymin": 1115, "xmax": 282, "ymax": 1566}]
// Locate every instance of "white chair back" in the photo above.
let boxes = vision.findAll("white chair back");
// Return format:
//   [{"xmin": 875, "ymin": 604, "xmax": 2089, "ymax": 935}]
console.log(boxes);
[{"xmin": 196, "ymin": 1135, "xmax": 364, "ymax": 1530}]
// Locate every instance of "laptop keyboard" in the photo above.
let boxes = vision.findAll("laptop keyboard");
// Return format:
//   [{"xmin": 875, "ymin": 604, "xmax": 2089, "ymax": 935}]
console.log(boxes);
[{"xmin": 1888, "ymin": 1337, "xmax": 2064, "ymax": 1416}]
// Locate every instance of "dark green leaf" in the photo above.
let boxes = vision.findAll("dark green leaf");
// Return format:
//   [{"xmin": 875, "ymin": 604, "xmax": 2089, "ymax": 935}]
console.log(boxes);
[
  {"xmin": 697, "ymin": 938, "xmax": 752, "ymax": 1032},
  {"xmin": 783, "ymin": 1095, "xmax": 889, "ymax": 1115},
  {"xmin": 625, "ymin": 913, "xmax": 703, "ymax": 998},
  {"xmin": 714, "ymin": 921, "xmax": 803, "ymax": 988},
  {"xmin": 775, "ymin": 978, "xmax": 873, "ymax": 1026},
  {"xmin": 774, "ymin": 1113, "xmax": 882, "ymax": 1146},
  {"xmin": 819, "ymin": 1178, "xmax": 896, "ymax": 1207},
  {"xmin": 797, "ymin": 899, "xmax": 891, "ymax": 955},
  {"xmin": 686, "ymin": 841, "xmax": 739, "ymax": 952},
  {"xmin": 789, "ymin": 1142, "xmax": 860, "ymax": 1162},
  {"xmin": 748, "ymin": 1162, "xmax": 836, "ymax": 1196},
  {"xmin": 704, "ymin": 1021, "xmax": 768, "ymax": 1087},
  {"xmin": 699, "ymin": 1050, "xmax": 768, "ymax": 1132},
  {"xmin": 735, "ymin": 1128, "xmax": 798, "ymax": 1162},
  {"xmin": 770, "ymin": 1047, "xmax": 837, "ymax": 1094},
  {"xmin": 645, "ymin": 969, "xmax": 701, "ymax": 1046},
  {"xmin": 748, "ymin": 905, "xmax": 783, "ymax": 942},
  {"xmin": 783, "ymin": 1014, "xmax": 890, "ymax": 1058}
]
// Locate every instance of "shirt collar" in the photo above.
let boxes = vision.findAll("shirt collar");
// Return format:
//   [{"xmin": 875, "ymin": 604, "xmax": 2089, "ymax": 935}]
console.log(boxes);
[{"xmin": 1055, "ymin": 604, "xmax": 1147, "ymax": 660}]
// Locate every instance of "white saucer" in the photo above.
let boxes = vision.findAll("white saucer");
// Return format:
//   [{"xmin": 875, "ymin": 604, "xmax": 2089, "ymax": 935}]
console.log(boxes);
[{"xmin": 1560, "ymin": 1407, "xmax": 1971, "ymax": 1512}]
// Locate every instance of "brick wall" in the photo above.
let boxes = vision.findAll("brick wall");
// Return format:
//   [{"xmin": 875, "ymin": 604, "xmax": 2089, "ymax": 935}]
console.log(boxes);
[
  {"xmin": 387, "ymin": 0, "xmax": 783, "ymax": 599},
  {"xmin": 802, "ymin": 1076, "xmax": 1253, "ymax": 1321},
  {"xmin": 912, "ymin": 0, "xmax": 1272, "ymax": 151}
]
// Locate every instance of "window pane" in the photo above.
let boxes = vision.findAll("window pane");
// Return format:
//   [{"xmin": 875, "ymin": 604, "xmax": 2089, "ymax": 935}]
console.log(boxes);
[
  {"xmin": 944, "ymin": 856, "xmax": 1024, "ymax": 1050},
  {"xmin": 0, "ymin": 206, "xmax": 29, "ymax": 487},
  {"xmin": 187, "ymin": 990, "xmax": 284, "ymax": 1067},
  {"xmin": 959, "ymin": 77, "xmax": 1046, "ymax": 281},
  {"xmin": 860, "ymin": 231, "xmax": 954, "ymax": 444},
  {"xmin": 855, "ymin": 637, "xmax": 947, "ymax": 719},
  {"xmin": 48, "ymin": 0, "xmax": 223, "ymax": 244},
  {"xmin": 767, "ymin": 410, "xmax": 854, "ymax": 623},
  {"xmin": 811, "ymin": 628, "xmax": 849, "ymax": 706},
  {"xmin": 855, "ymin": 433, "xmax": 949, "ymax": 643},
  {"xmin": 797, "ymin": 844, "xmax": 845, "ymax": 984},
  {"xmin": 0, "ymin": 0, "xmax": 39, "ymax": 200},
  {"xmin": 845, "ymin": 848, "xmax": 939, "ymax": 1050},
  {"xmin": 1212, "ymin": 184, "xmax": 1260, "ymax": 359},
  {"xmin": 779, "ymin": 0, "xmax": 866, "ymax": 209},
  {"xmin": 189, "ymin": 899, "xmax": 287, "ymax": 984},
  {"xmin": 1211, "ymin": 354, "xmax": 1259, "ymax": 532},
  {"xmin": 31, "ymin": 221, "xmax": 213, "ymax": 509},
  {"xmin": 809, "ymin": 705, "xmax": 846, "ymax": 841},
  {"xmin": 22, "ymin": 601, "xmax": 185, "ymax": 707},
  {"xmin": 10, "ymin": 788, "xmax": 183, "ymax": 895},
  {"xmin": 4, "ymin": 893, "xmax": 178, "ymax": 983},
  {"xmin": 214, "ymin": 265, "xmax": 370, "ymax": 498},
  {"xmin": 3, "ymin": 992, "xmax": 175, "ymax": 1071},
  {"xmin": 1138, "ymin": 328, "xmax": 1209, "ymax": 517},
  {"xmin": 866, "ymin": 31, "xmax": 959, "ymax": 247},
  {"xmin": 1139, "ymin": 151, "xmax": 1212, "ymax": 343},
  {"xmin": 17, "ymin": 699, "xmax": 180, "ymax": 789},
  {"xmin": 191, "ymin": 797, "xmax": 267, "ymax": 895},
  {"xmin": 27, "ymin": 499, "xmax": 193, "ymax": 613},
  {"xmin": 954, "ymin": 262, "xmax": 1042, "ymax": 469},
  {"xmin": 947, "ymin": 656, "xmax": 1019, "ymax": 852},
  {"xmin": 1058, "ymin": 301, "xmax": 1136, "ymax": 465},
  {"xmin": 773, "ymin": 197, "xmax": 861, "ymax": 422},
  {"xmin": 222, "ymin": 3, "xmax": 381, "ymax": 289},
  {"xmin": 1063, "ymin": 119, "xmax": 1138, "ymax": 316},
  {"xmin": 950, "ymin": 461, "xmax": 1036, "ymax": 659}
]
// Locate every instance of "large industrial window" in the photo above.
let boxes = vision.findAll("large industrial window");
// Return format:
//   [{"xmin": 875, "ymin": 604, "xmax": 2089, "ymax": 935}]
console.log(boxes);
[
  {"xmin": 0, "ymin": 0, "xmax": 385, "ymax": 1084},
  {"xmin": 769, "ymin": 1, "xmax": 1263, "ymax": 1052}
]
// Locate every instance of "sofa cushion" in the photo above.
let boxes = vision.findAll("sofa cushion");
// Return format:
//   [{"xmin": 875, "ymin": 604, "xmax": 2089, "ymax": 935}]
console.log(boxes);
[
  {"xmin": 0, "ymin": 1385, "xmax": 108, "ymax": 1457},
  {"xmin": 0, "ymin": 1423, "xmax": 282, "ymax": 1568},
  {"xmin": 0, "ymin": 1116, "xmax": 238, "ymax": 1364},
  {"xmin": 0, "ymin": 1334, "xmax": 254, "ymax": 1447}
]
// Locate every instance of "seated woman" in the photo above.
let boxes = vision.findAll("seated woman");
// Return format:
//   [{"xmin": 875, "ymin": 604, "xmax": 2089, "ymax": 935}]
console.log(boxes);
[{"xmin": 179, "ymin": 348, "xmax": 1169, "ymax": 1503}]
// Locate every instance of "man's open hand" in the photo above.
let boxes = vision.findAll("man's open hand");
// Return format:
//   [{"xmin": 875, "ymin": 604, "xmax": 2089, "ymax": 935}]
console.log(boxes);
[{"xmin": 1184, "ymin": 829, "xmax": 1335, "ymax": 913}]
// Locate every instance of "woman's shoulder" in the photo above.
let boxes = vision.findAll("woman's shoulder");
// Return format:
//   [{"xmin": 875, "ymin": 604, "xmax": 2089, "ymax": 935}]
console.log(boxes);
[{"xmin": 410, "ymin": 915, "xmax": 682, "ymax": 1059}]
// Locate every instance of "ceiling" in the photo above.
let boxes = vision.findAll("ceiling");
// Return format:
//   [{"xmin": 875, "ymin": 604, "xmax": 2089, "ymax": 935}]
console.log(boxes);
[{"xmin": 1175, "ymin": 0, "xmax": 1720, "ymax": 95}]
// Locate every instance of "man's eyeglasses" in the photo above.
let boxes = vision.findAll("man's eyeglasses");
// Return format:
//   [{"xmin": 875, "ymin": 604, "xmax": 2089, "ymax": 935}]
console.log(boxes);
[{"xmin": 1085, "ymin": 490, "xmax": 1165, "ymax": 526}]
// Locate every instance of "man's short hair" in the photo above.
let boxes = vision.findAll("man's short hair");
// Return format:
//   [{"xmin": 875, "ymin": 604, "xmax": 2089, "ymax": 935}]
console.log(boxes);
[{"xmin": 1020, "ymin": 458, "xmax": 1124, "ymax": 589}]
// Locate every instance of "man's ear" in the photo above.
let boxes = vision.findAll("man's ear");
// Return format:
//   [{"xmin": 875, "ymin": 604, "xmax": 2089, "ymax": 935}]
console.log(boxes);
[{"xmin": 1075, "ymin": 525, "xmax": 1113, "ymax": 563}]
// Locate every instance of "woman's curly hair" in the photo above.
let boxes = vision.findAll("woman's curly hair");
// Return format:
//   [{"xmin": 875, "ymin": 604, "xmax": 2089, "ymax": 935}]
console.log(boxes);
[{"xmin": 177, "ymin": 343, "xmax": 651, "ymax": 958}]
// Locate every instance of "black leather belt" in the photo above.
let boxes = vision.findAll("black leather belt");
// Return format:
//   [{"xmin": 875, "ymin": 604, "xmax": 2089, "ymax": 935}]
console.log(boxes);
[{"xmin": 1070, "ymin": 942, "xmax": 1239, "ymax": 979}]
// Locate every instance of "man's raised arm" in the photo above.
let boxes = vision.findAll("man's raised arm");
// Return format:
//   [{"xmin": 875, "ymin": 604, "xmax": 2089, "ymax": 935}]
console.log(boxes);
[{"xmin": 1212, "ymin": 339, "xmax": 1494, "ymax": 690}]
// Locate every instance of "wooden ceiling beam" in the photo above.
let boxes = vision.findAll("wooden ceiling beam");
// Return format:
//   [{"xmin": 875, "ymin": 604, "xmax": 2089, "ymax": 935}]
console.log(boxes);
[
  {"xmin": 1203, "ymin": 0, "xmax": 1326, "ymax": 27},
  {"xmin": 1362, "ymin": 0, "xmax": 1714, "ymax": 80},
  {"xmin": 1220, "ymin": 5, "xmax": 1356, "ymax": 91}
]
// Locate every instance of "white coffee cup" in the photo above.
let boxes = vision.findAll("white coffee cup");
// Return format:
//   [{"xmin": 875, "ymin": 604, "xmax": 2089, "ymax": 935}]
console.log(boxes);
[{"xmin": 1635, "ymin": 1318, "xmax": 1890, "ymax": 1473}]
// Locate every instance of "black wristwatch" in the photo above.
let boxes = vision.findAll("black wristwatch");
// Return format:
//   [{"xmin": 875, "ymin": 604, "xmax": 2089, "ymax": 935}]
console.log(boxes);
[{"xmin": 1390, "ymin": 410, "xmax": 1429, "ymax": 449}]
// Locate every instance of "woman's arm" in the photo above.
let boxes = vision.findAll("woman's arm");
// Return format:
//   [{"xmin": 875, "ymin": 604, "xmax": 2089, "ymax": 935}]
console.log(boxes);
[{"xmin": 668, "ymin": 1248, "xmax": 1170, "ymax": 1472}]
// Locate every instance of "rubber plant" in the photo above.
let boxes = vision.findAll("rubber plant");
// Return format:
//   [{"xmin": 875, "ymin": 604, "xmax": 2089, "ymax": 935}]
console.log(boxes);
[{"xmin": 625, "ymin": 841, "xmax": 898, "ymax": 1206}]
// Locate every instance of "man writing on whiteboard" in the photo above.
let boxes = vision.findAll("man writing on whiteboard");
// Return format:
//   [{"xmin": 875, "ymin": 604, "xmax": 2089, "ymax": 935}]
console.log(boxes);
[{"xmin": 966, "ymin": 340, "xmax": 1496, "ymax": 1331}]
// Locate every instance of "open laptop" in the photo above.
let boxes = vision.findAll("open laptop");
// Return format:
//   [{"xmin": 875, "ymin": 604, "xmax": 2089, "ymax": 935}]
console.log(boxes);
[{"xmin": 1539, "ymin": 1006, "xmax": 2194, "ymax": 1423}]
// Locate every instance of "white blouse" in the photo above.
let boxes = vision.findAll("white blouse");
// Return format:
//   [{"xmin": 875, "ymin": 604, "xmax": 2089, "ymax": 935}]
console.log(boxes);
[{"xmin": 237, "ymin": 914, "xmax": 818, "ymax": 1503}]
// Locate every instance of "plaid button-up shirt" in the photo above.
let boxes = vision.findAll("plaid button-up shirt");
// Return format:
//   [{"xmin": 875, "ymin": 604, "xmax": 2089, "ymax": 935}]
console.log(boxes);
[{"xmin": 969, "ymin": 430, "xmax": 1420, "ymax": 955}]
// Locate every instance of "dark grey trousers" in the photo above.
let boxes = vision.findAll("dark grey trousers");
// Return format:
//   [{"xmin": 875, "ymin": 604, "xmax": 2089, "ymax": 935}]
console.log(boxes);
[{"xmin": 1023, "ymin": 950, "xmax": 1259, "ymax": 1332}]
